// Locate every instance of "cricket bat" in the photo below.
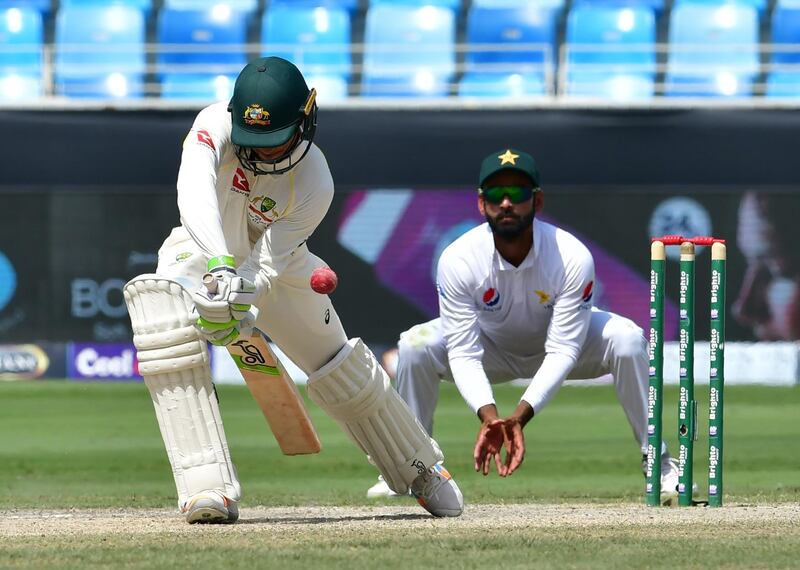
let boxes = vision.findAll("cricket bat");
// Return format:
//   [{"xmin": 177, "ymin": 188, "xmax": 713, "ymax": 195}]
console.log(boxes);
[{"xmin": 203, "ymin": 273, "xmax": 321, "ymax": 455}]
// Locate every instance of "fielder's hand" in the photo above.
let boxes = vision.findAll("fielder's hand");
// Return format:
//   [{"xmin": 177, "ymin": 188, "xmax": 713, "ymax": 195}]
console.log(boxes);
[{"xmin": 473, "ymin": 417, "xmax": 525, "ymax": 477}]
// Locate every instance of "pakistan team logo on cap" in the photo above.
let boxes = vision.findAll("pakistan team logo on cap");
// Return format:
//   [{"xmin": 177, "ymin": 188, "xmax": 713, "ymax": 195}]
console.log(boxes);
[
  {"xmin": 498, "ymin": 149, "xmax": 519, "ymax": 165},
  {"xmin": 243, "ymin": 104, "xmax": 271, "ymax": 126}
]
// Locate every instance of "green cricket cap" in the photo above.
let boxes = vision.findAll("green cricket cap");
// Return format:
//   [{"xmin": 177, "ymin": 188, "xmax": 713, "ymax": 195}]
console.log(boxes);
[
  {"xmin": 229, "ymin": 57, "xmax": 311, "ymax": 148},
  {"xmin": 478, "ymin": 148, "xmax": 541, "ymax": 189}
]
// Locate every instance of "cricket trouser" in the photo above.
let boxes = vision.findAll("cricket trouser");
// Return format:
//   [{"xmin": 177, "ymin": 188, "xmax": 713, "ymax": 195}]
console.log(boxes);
[{"xmin": 395, "ymin": 309, "xmax": 655, "ymax": 456}]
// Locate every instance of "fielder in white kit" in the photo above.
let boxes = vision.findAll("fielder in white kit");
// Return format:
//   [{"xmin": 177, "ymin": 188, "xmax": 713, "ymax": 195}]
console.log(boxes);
[
  {"xmin": 368, "ymin": 148, "xmax": 680, "ymax": 504},
  {"xmin": 123, "ymin": 57, "xmax": 462, "ymax": 523}
]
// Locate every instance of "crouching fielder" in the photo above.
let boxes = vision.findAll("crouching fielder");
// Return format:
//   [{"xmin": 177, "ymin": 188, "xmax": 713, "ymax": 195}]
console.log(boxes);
[{"xmin": 124, "ymin": 57, "xmax": 462, "ymax": 523}]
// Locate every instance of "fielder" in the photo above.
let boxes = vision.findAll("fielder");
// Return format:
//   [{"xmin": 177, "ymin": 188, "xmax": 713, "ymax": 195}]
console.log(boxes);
[
  {"xmin": 123, "ymin": 57, "xmax": 462, "ymax": 523},
  {"xmin": 368, "ymin": 148, "xmax": 680, "ymax": 504}
]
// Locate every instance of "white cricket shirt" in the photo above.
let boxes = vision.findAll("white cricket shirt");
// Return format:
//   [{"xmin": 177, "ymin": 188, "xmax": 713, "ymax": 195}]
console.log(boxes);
[
  {"xmin": 436, "ymin": 220, "xmax": 596, "ymax": 414},
  {"xmin": 174, "ymin": 102, "xmax": 334, "ymax": 294}
]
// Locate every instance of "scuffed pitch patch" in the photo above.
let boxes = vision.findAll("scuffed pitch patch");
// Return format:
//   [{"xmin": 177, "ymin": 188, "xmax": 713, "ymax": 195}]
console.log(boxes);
[{"xmin": 1, "ymin": 504, "xmax": 799, "ymax": 538}]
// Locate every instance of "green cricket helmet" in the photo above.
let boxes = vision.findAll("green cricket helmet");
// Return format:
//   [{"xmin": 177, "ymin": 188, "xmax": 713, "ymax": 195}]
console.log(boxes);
[{"xmin": 228, "ymin": 56, "xmax": 317, "ymax": 175}]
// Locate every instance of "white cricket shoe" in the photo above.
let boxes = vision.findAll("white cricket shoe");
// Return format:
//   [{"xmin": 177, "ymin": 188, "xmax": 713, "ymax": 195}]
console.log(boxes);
[
  {"xmin": 410, "ymin": 463, "xmax": 464, "ymax": 518},
  {"xmin": 182, "ymin": 490, "xmax": 239, "ymax": 524},
  {"xmin": 659, "ymin": 456, "xmax": 680, "ymax": 505},
  {"xmin": 366, "ymin": 475, "xmax": 409, "ymax": 498}
]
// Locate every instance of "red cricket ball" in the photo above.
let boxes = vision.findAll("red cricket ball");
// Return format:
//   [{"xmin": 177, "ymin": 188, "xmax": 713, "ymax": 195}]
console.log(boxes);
[{"xmin": 310, "ymin": 266, "xmax": 338, "ymax": 294}]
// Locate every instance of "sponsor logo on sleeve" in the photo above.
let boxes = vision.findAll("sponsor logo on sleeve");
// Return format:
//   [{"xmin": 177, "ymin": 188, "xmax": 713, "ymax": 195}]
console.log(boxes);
[
  {"xmin": 195, "ymin": 129, "xmax": 216, "ymax": 151},
  {"xmin": 580, "ymin": 280, "xmax": 594, "ymax": 310}
]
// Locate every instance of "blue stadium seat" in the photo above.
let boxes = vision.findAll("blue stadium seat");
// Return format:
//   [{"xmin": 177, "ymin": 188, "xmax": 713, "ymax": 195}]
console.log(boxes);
[
  {"xmin": 472, "ymin": 0, "xmax": 564, "ymax": 8},
  {"xmin": 771, "ymin": 5, "xmax": 800, "ymax": 65},
  {"xmin": 0, "ymin": 6, "xmax": 42, "ymax": 75},
  {"xmin": 164, "ymin": 0, "xmax": 257, "ymax": 13},
  {"xmin": 0, "ymin": 73, "xmax": 41, "ymax": 100},
  {"xmin": 0, "ymin": 0, "xmax": 51, "ymax": 14},
  {"xmin": 59, "ymin": 0, "xmax": 152, "ymax": 15},
  {"xmin": 572, "ymin": 0, "xmax": 663, "ymax": 14},
  {"xmin": 672, "ymin": 0, "xmax": 766, "ymax": 16},
  {"xmin": 666, "ymin": 4, "xmax": 759, "ymax": 97},
  {"xmin": 464, "ymin": 4, "xmax": 558, "ymax": 93},
  {"xmin": 369, "ymin": 0, "xmax": 462, "ymax": 11},
  {"xmin": 459, "ymin": 72, "xmax": 546, "ymax": 97},
  {"xmin": 566, "ymin": 72, "xmax": 654, "ymax": 100},
  {"xmin": 768, "ymin": 4, "xmax": 800, "ymax": 97},
  {"xmin": 766, "ymin": 73, "xmax": 800, "ymax": 97},
  {"xmin": 157, "ymin": 5, "xmax": 248, "ymax": 91},
  {"xmin": 160, "ymin": 73, "xmax": 236, "ymax": 100},
  {"xmin": 270, "ymin": 0, "xmax": 359, "ymax": 10},
  {"xmin": 564, "ymin": 5, "xmax": 656, "ymax": 98},
  {"xmin": 361, "ymin": 4, "xmax": 455, "ymax": 97},
  {"xmin": 262, "ymin": 5, "xmax": 351, "ymax": 80},
  {"xmin": 55, "ymin": 5, "xmax": 145, "ymax": 98}
]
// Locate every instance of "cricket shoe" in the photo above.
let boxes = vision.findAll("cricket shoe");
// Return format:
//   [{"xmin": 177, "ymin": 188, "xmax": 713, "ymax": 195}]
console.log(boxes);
[
  {"xmin": 410, "ymin": 463, "xmax": 463, "ymax": 518},
  {"xmin": 658, "ymin": 456, "xmax": 698, "ymax": 506},
  {"xmin": 366, "ymin": 475, "xmax": 410, "ymax": 498},
  {"xmin": 182, "ymin": 490, "xmax": 239, "ymax": 524}
]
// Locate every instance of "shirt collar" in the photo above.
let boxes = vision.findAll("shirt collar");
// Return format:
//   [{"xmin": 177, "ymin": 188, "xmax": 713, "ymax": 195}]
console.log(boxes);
[{"xmin": 494, "ymin": 221, "xmax": 539, "ymax": 271}]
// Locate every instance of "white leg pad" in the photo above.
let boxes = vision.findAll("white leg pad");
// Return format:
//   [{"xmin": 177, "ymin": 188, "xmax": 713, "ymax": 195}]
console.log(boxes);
[
  {"xmin": 307, "ymin": 338, "xmax": 443, "ymax": 494},
  {"xmin": 124, "ymin": 274, "xmax": 241, "ymax": 508}
]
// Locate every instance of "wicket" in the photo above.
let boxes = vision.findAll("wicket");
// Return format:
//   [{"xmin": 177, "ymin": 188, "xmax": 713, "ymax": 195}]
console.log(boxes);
[{"xmin": 646, "ymin": 235, "xmax": 726, "ymax": 507}]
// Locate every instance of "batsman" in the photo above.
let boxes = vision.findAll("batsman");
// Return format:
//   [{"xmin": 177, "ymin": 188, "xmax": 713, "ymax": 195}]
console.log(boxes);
[{"xmin": 123, "ymin": 57, "xmax": 462, "ymax": 523}]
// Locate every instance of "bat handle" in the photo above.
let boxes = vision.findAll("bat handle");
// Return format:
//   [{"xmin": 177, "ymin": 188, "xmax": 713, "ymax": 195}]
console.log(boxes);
[{"xmin": 202, "ymin": 272, "xmax": 218, "ymax": 295}]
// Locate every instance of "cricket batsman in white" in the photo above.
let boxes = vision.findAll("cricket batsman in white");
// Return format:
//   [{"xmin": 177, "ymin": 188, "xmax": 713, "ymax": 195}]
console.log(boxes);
[
  {"xmin": 368, "ymin": 148, "xmax": 682, "ymax": 504},
  {"xmin": 123, "ymin": 57, "xmax": 463, "ymax": 523}
]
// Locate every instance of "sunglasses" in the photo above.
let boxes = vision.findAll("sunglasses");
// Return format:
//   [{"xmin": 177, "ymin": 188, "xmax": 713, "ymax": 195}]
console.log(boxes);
[{"xmin": 480, "ymin": 186, "xmax": 538, "ymax": 205}]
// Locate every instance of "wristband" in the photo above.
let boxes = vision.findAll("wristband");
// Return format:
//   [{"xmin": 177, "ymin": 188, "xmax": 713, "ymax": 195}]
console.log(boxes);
[{"xmin": 207, "ymin": 255, "xmax": 236, "ymax": 273}]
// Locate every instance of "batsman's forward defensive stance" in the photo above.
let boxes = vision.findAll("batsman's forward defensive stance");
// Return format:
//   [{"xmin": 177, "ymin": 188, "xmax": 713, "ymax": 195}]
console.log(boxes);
[
  {"xmin": 368, "ymin": 148, "xmax": 682, "ymax": 505},
  {"xmin": 123, "ymin": 57, "xmax": 462, "ymax": 523}
]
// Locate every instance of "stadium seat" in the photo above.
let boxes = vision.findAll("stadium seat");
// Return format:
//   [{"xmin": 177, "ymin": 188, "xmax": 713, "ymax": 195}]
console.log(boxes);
[
  {"xmin": 361, "ymin": 4, "xmax": 455, "ymax": 97},
  {"xmin": 262, "ymin": 5, "xmax": 351, "ymax": 80},
  {"xmin": 463, "ymin": 4, "xmax": 558, "ymax": 95},
  {"xmin": 270, "ymin": 0, "xmax": 359, "ymax": 10},
  {"xmin": 0, "ymin": 5, "xmax": 42, "ymax": 75},
  {"xmin": 564, "ymin": 5, "xmax": 656, "ymax": 99},
  {"xmin": 766, "ymin": 73, "xmax": 800, "ymax": 97},
  {"xmin": 59, "ymin": 0, "xmax": 152, "ymax": 15},
  {"xmin": 160, "ymin": 73, "xmax": 236, "ymax": 100},
  {"xmin": 566, "ymin": 72, "xmax": 654, "ymax": 100},
  {"xmin": 157, "ymin": 5, "xmax": 248, "ymax": 96},
  {"xmin": 163, "ymin": 0, "xmax": 257, "ymax": 13},
  {"xmin": 0, "ymin": 0, "xmax": 51, "ymax": 14},
  {"xmin": 571, "ymin": 0, "xmax": 663, "ymax": 14},
  {"xmin": 0, "ymin": 73, "xmax": 40, "ymax": 100},
  {"xmin": 472, "ymin": 0, "xmax": 564, "ymax": 8},
  {"xmin": 767, "ymin": 4, "xmax": 800, "ymax": 97},
  {"xmin": 458, "ymin": 72, "xmax": 546, "ymax": 97},
  {"xmin": 666, "ymin": 4, "xmax": 759, "ymax": 97},
  {"xmin": 369, "ymin": 0, "xmax": 462, "ymax": 12},
  {"xmin": 672, "ymin": 0, "xmax": 766, "ymax": 16},
  {"xmin": 55, "ymin": 5, "xmax": 145, "ymax": 98}
]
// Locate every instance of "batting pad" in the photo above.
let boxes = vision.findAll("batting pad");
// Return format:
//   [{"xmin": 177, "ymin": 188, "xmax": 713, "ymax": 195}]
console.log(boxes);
[
  {"xmin": 307, "ymin": 338, "xmax": 443, "ymax": 494},
  {"xmin": 124, "ymin": 274, "xmax": 241, "ymax": 507}
]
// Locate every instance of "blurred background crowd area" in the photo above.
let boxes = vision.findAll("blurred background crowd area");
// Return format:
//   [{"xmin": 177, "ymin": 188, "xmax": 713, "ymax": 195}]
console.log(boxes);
[{"xmin": 1, "ymin": 0, "xmax": 800, "ymax": 102}]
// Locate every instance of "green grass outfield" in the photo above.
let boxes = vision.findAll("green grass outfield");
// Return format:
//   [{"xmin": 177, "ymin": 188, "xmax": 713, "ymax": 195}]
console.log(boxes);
[
  {"xmin": 0, "ymin": 381, "xmax": 798, "ymax": 507},
  {"xmin": 1, "ymin": 381, "xmax": 798, "ymax": 569}
]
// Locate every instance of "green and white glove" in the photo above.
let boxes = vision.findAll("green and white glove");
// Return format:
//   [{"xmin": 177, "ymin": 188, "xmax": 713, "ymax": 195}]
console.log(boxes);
[{"xmin": 191, "ymin": 255, "xmax": 258, "ymax": 346}]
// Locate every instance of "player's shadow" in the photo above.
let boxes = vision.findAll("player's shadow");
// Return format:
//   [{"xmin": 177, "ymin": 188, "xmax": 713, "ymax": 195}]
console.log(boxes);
[{"xmin": 239, "ymin": 513, "xmax": 430, "ymax": 525}]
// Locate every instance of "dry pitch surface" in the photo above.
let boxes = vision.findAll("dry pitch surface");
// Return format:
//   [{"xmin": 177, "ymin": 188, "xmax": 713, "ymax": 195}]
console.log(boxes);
[
  {"xmin": 3, "ymin": 503, "xmax": 800, "ymax": 537},
  {"xmin": 3, "ymin": 504, "xmax": 800, "ymax": 569}
]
